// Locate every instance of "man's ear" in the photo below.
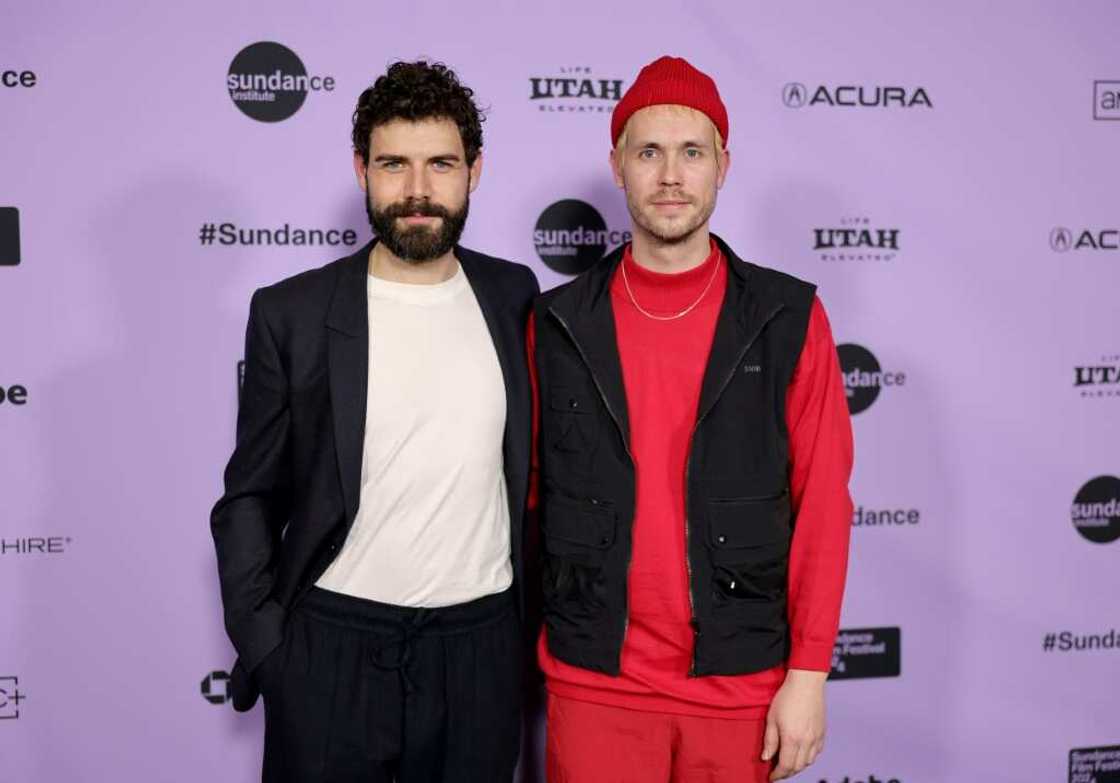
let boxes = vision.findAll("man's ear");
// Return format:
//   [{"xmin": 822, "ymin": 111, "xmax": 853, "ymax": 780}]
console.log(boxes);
[
  {"xmin": 610, "ymin": 147, "xmax": 625, "ymax": 189},
  {"xmin": 468, "ymin": 151, "xmax": 484, "ymax": 193},
  {"xmin": 716, "ymin": 147, "xmax": 731, "ymax": 190},
  {"xmin": 353, "ymin": 151, "xmax": 368, "ymax": 190}
]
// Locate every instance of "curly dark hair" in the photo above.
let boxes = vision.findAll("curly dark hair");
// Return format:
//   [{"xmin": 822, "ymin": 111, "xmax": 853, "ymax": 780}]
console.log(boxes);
[{"xmin": 352, "ymin": 60, "xmax": 485, "ymax": 167}]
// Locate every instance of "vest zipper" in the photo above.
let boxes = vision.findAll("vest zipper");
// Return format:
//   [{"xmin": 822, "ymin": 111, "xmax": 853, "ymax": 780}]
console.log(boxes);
[
  {"xmin": 685, "ymin": 304, "xmax": 784, "ymax": 676},
  {"xmin": 548, "ymin": 308, "xmax": 635, "ymax": 673}
]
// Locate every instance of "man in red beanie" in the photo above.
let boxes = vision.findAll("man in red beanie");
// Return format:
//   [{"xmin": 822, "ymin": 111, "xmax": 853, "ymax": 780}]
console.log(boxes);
[{"xmin": 527, "ymin": 56, "xmax": 854, "ymax": 781}]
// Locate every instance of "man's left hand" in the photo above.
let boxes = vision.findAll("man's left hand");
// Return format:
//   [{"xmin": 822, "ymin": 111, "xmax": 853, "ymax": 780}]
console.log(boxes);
[{"xmin": 761, "ymin": 668, "xmax": 827, "ymax": 780}]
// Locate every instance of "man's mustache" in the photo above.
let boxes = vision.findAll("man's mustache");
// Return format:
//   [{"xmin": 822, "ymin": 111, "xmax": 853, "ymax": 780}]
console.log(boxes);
[{"xmin": 379, "ymin": 199, "xmax": 451, "ymax": 219}]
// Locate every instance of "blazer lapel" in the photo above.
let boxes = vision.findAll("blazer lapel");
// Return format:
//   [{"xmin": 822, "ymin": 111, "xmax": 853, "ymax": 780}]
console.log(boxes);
[
  {"xmin": 457, "ymin": 248, "xmax": 521, "ymax": 481},
  {"xmin": 325, "ymin": 242, "xmax": 372, "ymax": 525},
  {"xmin": 459, "ymin": 251, "xmax": 514, "ymax": 401}
]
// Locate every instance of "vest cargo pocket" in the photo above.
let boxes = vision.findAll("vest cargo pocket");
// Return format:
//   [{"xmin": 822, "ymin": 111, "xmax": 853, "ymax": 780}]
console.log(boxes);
[
  {"xmin": 542, "ymin": 492, "xmax": 616, "ymax": 558},
  {"xmin": 541, "ymin": 493, "xmax": 616, "ymax": 618},
  {"xmin": 706, "ymin": 492, "xmax": 791, "ymax": 604}
]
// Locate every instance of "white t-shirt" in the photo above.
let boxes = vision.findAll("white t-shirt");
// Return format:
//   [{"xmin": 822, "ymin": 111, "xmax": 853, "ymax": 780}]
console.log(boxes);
[{"xmin": 315, "ymin": 262, "xmax": 512, "ymax": 606}]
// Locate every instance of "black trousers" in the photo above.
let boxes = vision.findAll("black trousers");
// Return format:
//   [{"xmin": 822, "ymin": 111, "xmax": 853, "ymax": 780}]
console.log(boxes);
[{"xmin": 259, "ymin": 586, "xmax": 521, "ymax": 782}]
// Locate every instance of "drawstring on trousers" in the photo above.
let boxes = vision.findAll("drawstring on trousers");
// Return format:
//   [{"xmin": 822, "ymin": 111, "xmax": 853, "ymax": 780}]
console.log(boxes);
[{"xmin": 368, "ymin": 608, "xmax": 438, "ymax": 694}]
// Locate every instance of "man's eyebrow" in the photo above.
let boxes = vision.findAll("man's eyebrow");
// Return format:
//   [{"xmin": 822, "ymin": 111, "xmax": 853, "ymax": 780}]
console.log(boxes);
[
  {"xmin": 633, "ymin": 140, "xmax": 708, "ymax": 149},
  {"xmin": 371, "ymin": 153, "xmax": 463, "ymax": 163}
]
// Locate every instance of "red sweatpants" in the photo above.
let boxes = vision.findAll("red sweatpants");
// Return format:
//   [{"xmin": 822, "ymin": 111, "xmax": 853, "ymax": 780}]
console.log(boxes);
[{"xmin": 546, "ymin": 693, "xmax": 772, "ymax": 783}]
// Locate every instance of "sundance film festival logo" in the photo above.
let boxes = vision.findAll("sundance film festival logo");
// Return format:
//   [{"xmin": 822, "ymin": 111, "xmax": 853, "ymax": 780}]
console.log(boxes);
[
  {"xmin": 0, "ymin": 676, "xmax": 26, "ymax": 720},
  {"xmin": 200, "ymin": 671, "xmax": 231, "ymax": 705},
  {"xmin": 529, "ymin": 66, "xmax": 624, "ymax": 114},
  {"xmin": 829, "ymin": 627, "xmax": 901, "ymax": 680},
  {"xmin": 533, "ymin": 199, "xmax": 631, "ymax": 275},
  {"xmin": 837, "ymin": 344, "xmax": 905, "ymax": 415},
  {"xmin": 814, "ymin": 217, "xmax": 900, "ymax": 262},
  {"xmin": 227, "ymin": 42, "xmax": 335, "ymax": 122},
  {"xmin": 1070, "ymin": 745, "xmax": 1120, "ymax": 783},
  {"xmin": 1071, "ymin": 476, "xmax": 1120, "ymax": 544},
  {"xmin": 783, "ymin": 82, "xmax": 932, "ymax": 109},
  {"xmin": 817, "ymin": 776, "xmax": 902, "ymax": 783},
  {"xmin": 1050, "ymin": 226, "xmax": 1119, "ymax": 252},
  {"xmin": 1, "ymin": 207, "xmax": 20, "ymax": 266},
  {"xmin": 1075, "ymin": 354, "xmax": 1120, "ymax": 398},
  {"xmin": 1093, "ymin": 80, "xmax": 1120, "ymax": 121}
]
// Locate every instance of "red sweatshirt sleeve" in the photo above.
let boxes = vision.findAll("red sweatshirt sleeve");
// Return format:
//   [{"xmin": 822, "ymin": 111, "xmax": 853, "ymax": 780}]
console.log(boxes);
[
  {"xmin": 527, "ymin": 311, "xmax": 540, "ymax": 513},
  {"xmin": 784, "ymin": 296, "xmax": 854, "ymax": 672}
]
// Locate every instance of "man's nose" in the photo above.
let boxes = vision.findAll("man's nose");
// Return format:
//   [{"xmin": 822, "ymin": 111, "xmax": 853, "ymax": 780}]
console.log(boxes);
[
  {"xmin": 404, "ymin": 167, "xmax": 433, "ymax": 200},
  {"xmin": 659, "ymin": 153, "xmax": 683, "ymax": 187}
]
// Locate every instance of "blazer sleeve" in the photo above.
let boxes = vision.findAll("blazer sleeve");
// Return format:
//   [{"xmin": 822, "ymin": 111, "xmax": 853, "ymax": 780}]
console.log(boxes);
[{"xmin": 210, "ymin": 288, "xmax": 292, "ymax": 675}]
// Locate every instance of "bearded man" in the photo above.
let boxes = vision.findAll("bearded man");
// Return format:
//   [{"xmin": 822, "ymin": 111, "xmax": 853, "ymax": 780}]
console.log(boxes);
[{"xmin": 211, "ymin": 60, "xmax": 537, "ymax": 782}]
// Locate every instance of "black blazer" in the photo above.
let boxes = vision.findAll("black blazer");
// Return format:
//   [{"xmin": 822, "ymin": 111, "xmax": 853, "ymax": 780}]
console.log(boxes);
[{"xmin": 211, "ymin": 239, "xmax": 538, "ymax": 712}]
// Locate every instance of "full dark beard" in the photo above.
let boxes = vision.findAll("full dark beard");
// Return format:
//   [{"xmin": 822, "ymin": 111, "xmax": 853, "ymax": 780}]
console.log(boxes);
[{"xmin": 366, "ymin": 195, "xmax": 470, "ymax": 263}]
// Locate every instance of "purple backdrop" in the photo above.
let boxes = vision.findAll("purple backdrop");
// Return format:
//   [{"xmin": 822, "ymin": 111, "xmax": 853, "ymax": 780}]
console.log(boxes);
[{"xmin": 2, "ymin": 2, "xmax": 1119, "ymax": 781}]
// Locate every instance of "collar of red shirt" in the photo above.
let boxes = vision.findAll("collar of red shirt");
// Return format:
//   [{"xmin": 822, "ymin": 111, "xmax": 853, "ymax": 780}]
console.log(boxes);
[{"xmin": 616, "ymin": 238, "xmax": 724, "ymax": 315}]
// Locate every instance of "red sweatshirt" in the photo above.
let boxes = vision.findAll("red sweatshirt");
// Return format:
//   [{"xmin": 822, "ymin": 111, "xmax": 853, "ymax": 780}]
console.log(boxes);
[{"xmin": 527, "ymin": 239, "xmax": 853, "ymax": 718}]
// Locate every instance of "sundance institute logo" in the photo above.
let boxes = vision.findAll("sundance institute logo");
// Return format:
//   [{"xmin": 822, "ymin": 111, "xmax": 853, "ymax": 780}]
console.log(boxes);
[
  {"xmin": 227, "ymin": 41, "xmax": 335, "ymax": 122},
  {"xmin": 1050, "ymin": 226, "xmax": 1119, "ymax": 252},
  {"xmin": 837, "ymin": 344, "xmax": 905, "ymax": 415},
  {"xmin": 533, "ymin": 199, "xmax": 630, "ymax": 275},
  {"xmin": 1071, "ymin": 476, "xmax": 1120, "ymax": 545},
  {"xmin": 783, "ymin": 82, "xmax": 932, "ymax": 109}
]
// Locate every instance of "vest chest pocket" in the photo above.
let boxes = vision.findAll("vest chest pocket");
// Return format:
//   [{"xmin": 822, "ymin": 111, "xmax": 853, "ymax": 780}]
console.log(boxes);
[
  {"xmin": 705, "ymin": 491, "xmax": 791, "ymax": 604},
  {"xmin": 548, "ymin": 386, "xmax": 600, "ymax": 456}
]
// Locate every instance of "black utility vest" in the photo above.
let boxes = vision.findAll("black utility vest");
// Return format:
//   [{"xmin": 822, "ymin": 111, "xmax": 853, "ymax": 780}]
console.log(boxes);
[{"xmin": 533, "ymin": 235, "xmax": 816, "ymax": 677}]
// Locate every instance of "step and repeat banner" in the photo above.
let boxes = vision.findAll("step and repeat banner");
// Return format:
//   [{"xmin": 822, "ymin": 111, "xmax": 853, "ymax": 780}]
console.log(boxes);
[{"xmin": 2, "ymin": 2, "xmax": 1117, "ymax": 781}]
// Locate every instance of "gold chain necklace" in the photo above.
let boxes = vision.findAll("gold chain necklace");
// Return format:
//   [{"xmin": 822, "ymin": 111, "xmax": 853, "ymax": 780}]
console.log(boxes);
[{"xmin": 620, "ymin": 254, "xmax": 722, "ymax": 321}]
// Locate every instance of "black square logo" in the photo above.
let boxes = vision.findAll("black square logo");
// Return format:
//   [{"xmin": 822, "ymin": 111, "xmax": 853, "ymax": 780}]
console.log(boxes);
[
  {"xmin": 1094, "ymin": 80, "xmax": 1120, "ymax": 121},
  {"xmin": 1070, "ymin": 745, "xmax": 1120, "ymax": 782},
  {"xmin": 0, "ymin": 207, "xmax": 19, "ymax": 266},
  {"xmin": 829, "ymin": 626, "xmax": 902, "ymax": 680}
]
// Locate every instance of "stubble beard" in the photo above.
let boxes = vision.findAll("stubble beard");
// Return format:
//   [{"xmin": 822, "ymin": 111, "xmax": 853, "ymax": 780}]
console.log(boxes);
[{"xmin": 625, "ymin": 187, "xmax": 716, "ymax": 246}]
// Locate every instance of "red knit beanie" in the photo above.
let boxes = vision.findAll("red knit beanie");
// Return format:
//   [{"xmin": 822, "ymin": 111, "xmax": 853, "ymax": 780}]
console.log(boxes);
[{"xmin": 610, "ymin": 56, "xmax": 728, "ymax": 148}]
